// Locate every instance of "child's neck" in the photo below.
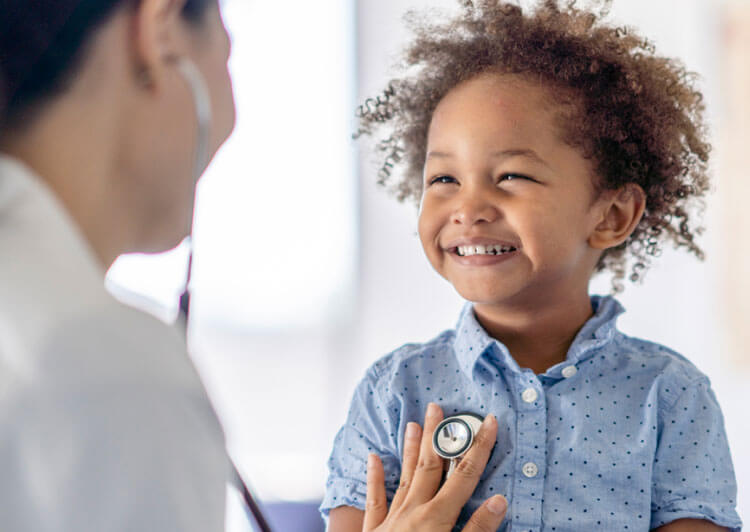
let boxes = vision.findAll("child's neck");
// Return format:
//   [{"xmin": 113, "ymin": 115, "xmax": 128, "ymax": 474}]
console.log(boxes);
[{"xmin": 473, "ymin": 292, "xmax": 594, "ymax": 375}]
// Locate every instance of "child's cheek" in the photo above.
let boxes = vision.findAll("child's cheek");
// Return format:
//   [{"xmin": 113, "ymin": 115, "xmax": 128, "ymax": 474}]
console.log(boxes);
[{"xmin": 417, "ymin": 204, "xmax": 440, "ymax": 255}]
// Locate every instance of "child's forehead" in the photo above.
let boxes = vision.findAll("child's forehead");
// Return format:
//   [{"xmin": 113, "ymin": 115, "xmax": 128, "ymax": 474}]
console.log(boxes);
[
  {"xmin": 428, "ymin": 73, "xmax": 577, "ymax": 145},
  {"xmin": 434, "ymin": 72, "xmax": 578, "ymax": 122},
  {"xmin": 442, "ymin": 73, "xmax": 547, "ymax": 102}
]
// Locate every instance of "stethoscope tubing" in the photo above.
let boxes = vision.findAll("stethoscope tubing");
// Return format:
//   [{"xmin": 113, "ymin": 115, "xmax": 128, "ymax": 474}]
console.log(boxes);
[
  {"xmin": 180, "ymin": 288, "xmax": 274, "ymax": 532},
  {"xmin": 231, "ymin": 457, "xmax": 274, "ymax": 532},
  {"xmin": 176, "ymin": 56, "xmax": 273, "ymax": 531}
]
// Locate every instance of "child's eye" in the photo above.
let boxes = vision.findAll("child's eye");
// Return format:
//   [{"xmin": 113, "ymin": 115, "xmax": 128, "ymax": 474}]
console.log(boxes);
[
  {"xmin": 499, "ymin": 173, "xmax": 534, "ymax": 183},
  {"xmin": 429, "ymin": 175, "xmax": 458, "ymax": 185}
]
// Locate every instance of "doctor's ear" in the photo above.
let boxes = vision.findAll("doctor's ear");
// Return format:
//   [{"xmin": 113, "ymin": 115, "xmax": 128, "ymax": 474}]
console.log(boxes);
[
  {"xmin": 132, "ymin": 0, "xmax": 188, "ymax": 91},
  {"xmin": 588, "ymin": 183, "xmax": 646, "ymax": 250}
]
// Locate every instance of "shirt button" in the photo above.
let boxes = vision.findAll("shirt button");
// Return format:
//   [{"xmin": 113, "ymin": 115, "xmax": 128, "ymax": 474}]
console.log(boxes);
[
  {"xmin": 562, "ymin": 365, "xmax": 578, "ymax": 378},
  {"xmin": 521, "ymin": 387, "xmax": 538, "ymax": 403},
  {"xmin": 522, "ymin": 462, "xmax": 538, "ymax": 478}
]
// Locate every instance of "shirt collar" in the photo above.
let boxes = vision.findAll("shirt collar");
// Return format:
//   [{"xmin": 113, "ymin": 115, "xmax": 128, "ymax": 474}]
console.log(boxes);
[
  {"xmin": 0, "ymin": 153, "xmax": 106, "ymax": 302},
  {"xmin": 453, "ymin": 295, "xmax": 625, "ymax": 379}
]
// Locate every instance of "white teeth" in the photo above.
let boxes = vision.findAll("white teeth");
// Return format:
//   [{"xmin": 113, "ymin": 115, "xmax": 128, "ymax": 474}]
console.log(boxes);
[{"xmin": 456, "ymin": 245, "xmax": 516, "ymax": 256}]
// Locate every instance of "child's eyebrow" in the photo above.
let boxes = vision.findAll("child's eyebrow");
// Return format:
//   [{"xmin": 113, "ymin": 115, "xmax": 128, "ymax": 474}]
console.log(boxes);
[
  {"xmin": 426, "ymin": 148, "xmax": 551, "ymax": 169},
  {"xmin": 492, "ymin": 149, "xmax": 551, "ymax": 168}
]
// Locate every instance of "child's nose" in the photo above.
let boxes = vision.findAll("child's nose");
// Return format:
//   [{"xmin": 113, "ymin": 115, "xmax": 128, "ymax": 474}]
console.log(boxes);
[{"xmin": 450, "ymin": 193, "xmax": 500, "ymax": 226}]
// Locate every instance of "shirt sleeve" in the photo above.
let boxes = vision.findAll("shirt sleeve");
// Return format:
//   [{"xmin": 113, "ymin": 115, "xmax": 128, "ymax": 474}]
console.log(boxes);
[
  {"xmin": 320, "ymin": 366, "xmax": 402, "ymax": 519},
  {"xmin": 650, "ymin": 377, "xmax": 742, "ymax": 531}
]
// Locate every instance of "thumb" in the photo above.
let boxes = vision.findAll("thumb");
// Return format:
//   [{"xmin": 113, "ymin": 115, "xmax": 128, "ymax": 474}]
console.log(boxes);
[{"xmin": 463, "ymin": 495, "xmax": 507, "ymax": 532}]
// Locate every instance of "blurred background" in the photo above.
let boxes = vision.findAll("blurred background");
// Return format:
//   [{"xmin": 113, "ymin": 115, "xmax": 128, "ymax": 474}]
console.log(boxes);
[{"xmin": 105, "ymin": 0, "xmax": 750, "ymax": 530}]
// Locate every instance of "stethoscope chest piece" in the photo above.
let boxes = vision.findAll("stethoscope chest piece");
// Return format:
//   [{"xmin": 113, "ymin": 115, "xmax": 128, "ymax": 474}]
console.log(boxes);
[{"xmin": 432, "ymin": 413, "xmax": 484, "ymax": 478}]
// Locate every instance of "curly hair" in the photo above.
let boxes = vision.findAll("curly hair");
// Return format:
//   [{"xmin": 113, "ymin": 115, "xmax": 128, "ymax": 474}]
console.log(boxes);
[{"xmin": 355, "ymin": 0, "xmax": 710, "ymax": 290}]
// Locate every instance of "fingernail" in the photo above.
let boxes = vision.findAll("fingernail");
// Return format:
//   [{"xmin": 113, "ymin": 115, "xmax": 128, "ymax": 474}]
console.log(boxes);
[
  {"xmin": 405, "ymin": 422, "xmax": 419, "ymax": 441},
  {"xmin": 368, "ymin": 453, "xmax": 376, "ymax": 469},
  {"xmin": 488, "ymin": 495, "xmax": 507, "ymax": 515},
  {"xmin": 427, "ymin": 402, "xmax": 438, "ymax": 416},
  {"xmin": 482, "ymin": 413, "xmax": 496, "ymax": 428}
]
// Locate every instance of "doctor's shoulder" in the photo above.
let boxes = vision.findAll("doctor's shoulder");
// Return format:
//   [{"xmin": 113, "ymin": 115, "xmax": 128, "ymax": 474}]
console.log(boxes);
[
  {"xmin": 0, "ymin": 299, "xmax": 228, "ymax": 531},
  {"xmin": 48, "ymin": 301, "xmax": 214, "ymax": 399},
  {"xmin": 4, "ymin": 297, "xmax": 223, "ymax": 436}
]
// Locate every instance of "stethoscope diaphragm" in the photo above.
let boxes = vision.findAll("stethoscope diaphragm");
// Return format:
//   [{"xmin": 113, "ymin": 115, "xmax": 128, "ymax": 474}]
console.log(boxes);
[{"xmin": 432, "ymin": 413, "xmax": 485, "ymax": 478}]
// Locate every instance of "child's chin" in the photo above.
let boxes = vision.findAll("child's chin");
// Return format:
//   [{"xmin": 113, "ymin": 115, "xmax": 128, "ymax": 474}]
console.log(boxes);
[{"xmin": 453, "ymin": 283, "xmax": 522, "ymax": 307}]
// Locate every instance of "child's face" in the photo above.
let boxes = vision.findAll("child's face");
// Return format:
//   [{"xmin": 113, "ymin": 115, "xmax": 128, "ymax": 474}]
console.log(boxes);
[{"xmin": 418, "ymin": 73, "xmax": 608, "ymax": 309}]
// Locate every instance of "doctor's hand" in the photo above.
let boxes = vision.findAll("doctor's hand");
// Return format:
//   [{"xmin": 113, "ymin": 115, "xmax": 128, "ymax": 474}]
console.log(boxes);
[{"xmin": 363, "ymin": 403, "xmax": 507, "ymax": 532}]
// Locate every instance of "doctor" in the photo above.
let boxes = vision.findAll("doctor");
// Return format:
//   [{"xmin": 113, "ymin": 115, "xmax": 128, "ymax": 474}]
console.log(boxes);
[{"xmin": 0, "ymin": 0, "xmax": 234, "ymax": 530}]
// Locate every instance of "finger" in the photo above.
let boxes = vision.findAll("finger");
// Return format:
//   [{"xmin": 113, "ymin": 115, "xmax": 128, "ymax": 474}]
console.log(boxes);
[
  {"xmin": 463, "ymin": 495, "xmax": 508, "ymax": 532},
  {"xmin": 406, "ymin": 402, "xmax": 445, "ymax": 504},
  {"xmin": 390, "ymin": 422, "xmax": 422, "ymax": 511},
  {"xmin": 433, "ymin": 414, "xmax": 498, "ymax": 509},
  {"xmin": 363, "ymin": 454, "xmax": 388, "ymax": 531}
]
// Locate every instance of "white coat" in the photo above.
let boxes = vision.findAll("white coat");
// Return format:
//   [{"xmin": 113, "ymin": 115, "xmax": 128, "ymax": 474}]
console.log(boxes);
[{"xmin": 0, "ymin": 155, "xmax": 228, "ymax": 531}]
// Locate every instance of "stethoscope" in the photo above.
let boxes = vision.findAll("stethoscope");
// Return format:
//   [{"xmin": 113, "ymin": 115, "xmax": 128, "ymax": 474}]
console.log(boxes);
[
  {"xmin": 433, "ymin": 413, "xmax": 485, "ymax": 479},
  {"xmin": 175, "ymin": 58, "xmax": 273, "ymax": 532}
]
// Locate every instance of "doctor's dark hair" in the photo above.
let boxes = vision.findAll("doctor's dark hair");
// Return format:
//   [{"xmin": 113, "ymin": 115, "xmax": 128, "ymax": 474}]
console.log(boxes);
[
  {"xmin": 357, "ymin": 0, "xmax": 710, "ymax": 291},
  {"xmin": 0, "ymin": 0, "xmax": 214, "ymax": 131}
]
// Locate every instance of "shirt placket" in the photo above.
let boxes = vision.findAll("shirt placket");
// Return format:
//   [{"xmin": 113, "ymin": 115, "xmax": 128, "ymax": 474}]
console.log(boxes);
[{"xmin": 510, "ymin": 370, "xmax": 547, "ymax": 532}]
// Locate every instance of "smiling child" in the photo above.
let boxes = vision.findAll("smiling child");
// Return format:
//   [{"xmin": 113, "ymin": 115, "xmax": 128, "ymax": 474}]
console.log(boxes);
[{"xmin": 321, "ymin": 1, "xmax": 741, "ymax": 531}]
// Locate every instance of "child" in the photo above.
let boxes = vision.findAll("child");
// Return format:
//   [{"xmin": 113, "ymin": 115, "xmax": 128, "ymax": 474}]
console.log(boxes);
[{"xmin": 323, "ymin": 1, "xmax": 741, "ymax": 530}]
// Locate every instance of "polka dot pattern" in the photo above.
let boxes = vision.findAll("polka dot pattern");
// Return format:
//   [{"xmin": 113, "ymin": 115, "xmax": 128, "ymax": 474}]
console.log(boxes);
[{"xmin": 320, "ymin": 296, "xmax": 742, "ymax": 531}]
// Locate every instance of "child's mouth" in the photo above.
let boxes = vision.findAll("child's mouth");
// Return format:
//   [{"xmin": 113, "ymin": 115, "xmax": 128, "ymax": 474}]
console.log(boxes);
[{"xmin": 455, "ymin": 244, "xmax": 517, "ymax": 257}]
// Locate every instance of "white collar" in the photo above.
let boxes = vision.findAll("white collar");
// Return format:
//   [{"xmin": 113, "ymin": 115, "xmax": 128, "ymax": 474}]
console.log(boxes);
[
  {"xmin": 0, "ymin": 154, "xmax": 110, "ymax": 372},
  {"xmin": 0, "ymin": 154, "xmax": 104, "ymax": 277}
]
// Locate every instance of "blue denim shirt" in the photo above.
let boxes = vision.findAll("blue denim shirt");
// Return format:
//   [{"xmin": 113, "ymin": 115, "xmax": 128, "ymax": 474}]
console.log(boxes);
[{"xmin": 321, "ymin": 296, "xmax": 741, "ymax": 531}]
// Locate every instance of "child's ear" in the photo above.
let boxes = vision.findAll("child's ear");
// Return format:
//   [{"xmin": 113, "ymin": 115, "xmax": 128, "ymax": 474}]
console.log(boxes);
[{"xmin": 588, "ymin": 183, "xmax": 646, "ymax": 250}]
